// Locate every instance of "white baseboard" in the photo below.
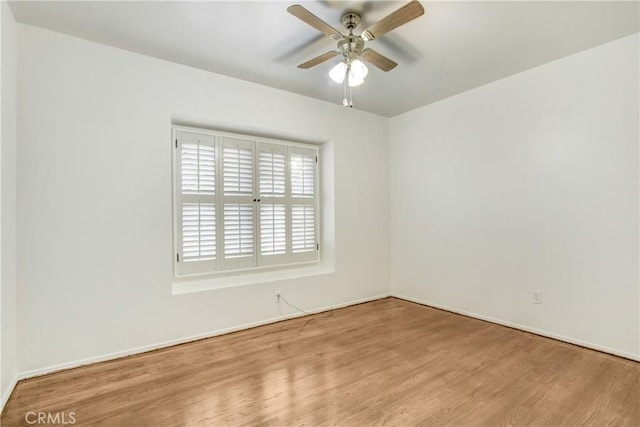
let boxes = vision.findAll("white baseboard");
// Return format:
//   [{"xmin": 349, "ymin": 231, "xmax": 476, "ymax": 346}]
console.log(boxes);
[
  {"xmin": 392, "ymin": 293, "xmax": 640, "ymax": 362},
  {"xmin": 18, "ymin": 293, "xmax": 390, "ymax": 380},
  {"xmin": 16, "ymin": 290, "xmax": 633, "ymax": 405},
  {"xmin": 1, "ymin": 374, "xmax": 19, "ymax": 414}
]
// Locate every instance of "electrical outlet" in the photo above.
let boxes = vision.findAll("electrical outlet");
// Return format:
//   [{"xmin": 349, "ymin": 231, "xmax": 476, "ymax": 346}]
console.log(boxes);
[
  {"xmin": 533, "ymin": 290, "xmax": 542, "ymax": 304},
  {"xmin": 276, "ymin": 291, "xmax": 281, "ymax": 303}
]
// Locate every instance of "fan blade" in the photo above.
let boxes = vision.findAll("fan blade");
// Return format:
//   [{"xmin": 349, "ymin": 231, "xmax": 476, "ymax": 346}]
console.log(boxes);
[
  {"xmin": 287, "ymin": 5, "xmax": 343, "ymax": 39},
  {"xmin": 361, "ymin": 48, "xmax": 398, "ymax": 72},
  {"xmin": 298, "ymin": 51, "xmax": 340, "ymax": 69},
  {"xmin": 361, "ymin": 1, "xmax": 424, "ymax": 41}
]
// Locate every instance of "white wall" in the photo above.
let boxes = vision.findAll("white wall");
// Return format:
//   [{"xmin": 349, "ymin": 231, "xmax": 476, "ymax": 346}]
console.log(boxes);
[
  {"xmin": 1, "ymin": 0, "xmax": 18, "ymax": 408},
  {"xmin": 17, "ymin": 24, "xmax": 390, "ymax": 374},
  {"xmin": 12, "ymin": 19, "xmax": 639, "ymax": 379},
  {"xmin": 390, "ymin": 34, "xmax": 640, "ymax": 359}
]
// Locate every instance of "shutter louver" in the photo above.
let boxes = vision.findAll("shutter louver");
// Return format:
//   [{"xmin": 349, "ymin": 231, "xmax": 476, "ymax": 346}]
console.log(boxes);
[
  {"xmin": 181, "ymin": 143, "xmax": 215, "ymax": 194},
  {"xmin": 260, "ymin": 204, "xmax": 286, "ymax": 255},
  {"xmin": 181, "ymin": 144, "xmax": 199, "ymax": 193},
  {"xmin": 291, "ymin": 153, "xmax": 315, "ymax": 197},
  {"xmin": 292, "ymin": 204, "xmax": 315, "ymax": 253},
  {"xmin": 224, "ymin": 145, "xmax": 253, "ymax": 196},
  {"xmin": 182, "ymin": 202, "xmax": 216, "ymax": 261},
  {"xmin": 259, "ymin": 151, "xmax": 286, "ymax": 196},
  {"xmin": 198, "ymin": 145, "xmax": 216, "ymax": 193},
  {"xmin": 224, "ymin": 204, "xmax": 254, "ymax": 258}
]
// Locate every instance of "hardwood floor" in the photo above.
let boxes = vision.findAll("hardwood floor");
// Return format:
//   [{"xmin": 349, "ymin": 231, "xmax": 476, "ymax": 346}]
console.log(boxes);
[{"xmin": 2, "ymin": 297, "xmax": 638, "ymax": 426}]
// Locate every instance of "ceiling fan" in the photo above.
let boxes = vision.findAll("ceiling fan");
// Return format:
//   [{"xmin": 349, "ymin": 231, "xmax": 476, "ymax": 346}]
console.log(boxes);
[{"xmin": 287, "ymin": 1, "xmax": 425, "ymax": 107}]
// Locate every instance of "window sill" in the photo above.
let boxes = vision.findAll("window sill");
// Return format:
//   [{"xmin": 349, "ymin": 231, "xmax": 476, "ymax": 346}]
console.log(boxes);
[{"xmin": 172, "ymin": 265, "xmax": 335, "ymax": 295}]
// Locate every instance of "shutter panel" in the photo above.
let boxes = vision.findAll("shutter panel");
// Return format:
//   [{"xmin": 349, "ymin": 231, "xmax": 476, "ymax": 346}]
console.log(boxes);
[
  {"xmin": 291, "ymin": 152, "xmax": 315, "ymax": 198},
  {"xmin": 291, "ymin": 204, "xmax": 315, "ymax": 253},
  {"xmin": 221, "ymin": 138, "xmax": 256, "ymax": 269},
  {"xmin": 289, "ymin": 146, "xmax": 318, "ymax": 263},
  {"xmin": 198, "ymin": 144, "xmax": 216, "ymax": 193},
  {"xmin": 259, "ymin": 150, "xmax": 286, "ymax": 196},
  {"xmin": 224, "ymin": 144, "xmax": 253, "ymax": 196},
  {"xmin": 257, "ymin": 143, "xmax": 289, "ymax": 265},
  {"xmin": 181, "ymin": 143, "xmax": 199, "ymax": 193},
  {"xmin": 181, "ymin": 142, "xmax": 215, "ymax": 194},
  {"xmin": 182, "ymin": 202, "xmax": 216, "ymax": 260},
  {"xmin": 260, "ymin": 204, "xmax": 286, "ymax": 256},
  {"xmin": 175, "ymin": 130, "xmax": 217, "ymax": 275},
  {"xmin": 223, "ymin": 203, "xmax": 254, "ymax": 257}
]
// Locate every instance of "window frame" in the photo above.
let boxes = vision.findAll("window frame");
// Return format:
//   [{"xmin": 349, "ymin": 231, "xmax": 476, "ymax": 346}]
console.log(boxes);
[{"xmin": 172, "ymin": 125, "xmax": 320, "ymax": 278}]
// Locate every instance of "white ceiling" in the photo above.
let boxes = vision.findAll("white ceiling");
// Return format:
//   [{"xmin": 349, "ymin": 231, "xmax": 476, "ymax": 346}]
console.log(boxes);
[{"xmin": 9, "ymin": 1, "xmax": 640, "ymax": 117}]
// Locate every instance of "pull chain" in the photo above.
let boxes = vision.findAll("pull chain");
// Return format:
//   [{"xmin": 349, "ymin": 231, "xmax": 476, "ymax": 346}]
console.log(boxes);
[
  {"xmin": 349, "ymin": 84, "xmax": 353, "ymax": 108},
  {"xmin": 342, "ymin": 59, "xmax": 353, "ymax": 108},
  {"xmin": 342, "ymin": 63, "xmax": 348, "ymax": 107}
]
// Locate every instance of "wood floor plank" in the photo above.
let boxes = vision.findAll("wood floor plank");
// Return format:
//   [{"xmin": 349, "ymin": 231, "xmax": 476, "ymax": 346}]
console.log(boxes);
[{"xmin": 2, "ymin": 298, "xmax": 638, "ymax": 426}]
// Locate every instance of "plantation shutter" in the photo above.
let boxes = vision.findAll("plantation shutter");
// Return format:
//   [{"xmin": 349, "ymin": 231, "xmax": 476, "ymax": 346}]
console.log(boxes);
[
  {"xmin": 289, "ymin": 146, "xmax": 318, "ymax": 263},
  {"xmin": 174, "ymin": 126, "xmax": 320, "ymax": 276},
  {"xmin": 221, "ymin": 137, "xmax": 256, "ymax": 270},
  {"xmin": 175, "ymin": 130, "xmax": 217, "ymax": 275},
  {"xmin": 257, "ymin": 143, "xmax": 288, "ymax": 266}
]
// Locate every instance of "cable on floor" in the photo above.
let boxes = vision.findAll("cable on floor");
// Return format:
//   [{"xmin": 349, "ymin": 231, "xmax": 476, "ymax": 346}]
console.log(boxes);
[
  {"xmin": 279, "ymin": 295, "xmax": 311, "ymax": 314},
  {"xmin": 278, "ymin": 294, "xmax": 334, "ymax": 335}
]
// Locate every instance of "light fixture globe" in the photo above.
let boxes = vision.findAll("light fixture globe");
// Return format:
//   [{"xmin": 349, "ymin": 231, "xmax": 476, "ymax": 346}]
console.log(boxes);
[
  {"xmin": 328, "ymin": 59, "xmax": 368, "ymax": 87},
  {"xmin": 329, "ymin": 61, "xmax": 347, "ymax": 84},
  {"xmin": 349, "ymin": 59, "xmax": 368, "ymax": 86}
]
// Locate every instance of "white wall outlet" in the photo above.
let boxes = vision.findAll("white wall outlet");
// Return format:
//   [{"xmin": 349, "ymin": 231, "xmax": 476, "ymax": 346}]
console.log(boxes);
[{"xmin": 533, "ymin": 290, "xmax": 542, "ymax": 304}]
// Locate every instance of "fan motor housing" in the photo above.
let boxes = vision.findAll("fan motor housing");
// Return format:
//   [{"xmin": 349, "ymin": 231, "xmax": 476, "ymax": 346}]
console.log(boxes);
[
  {"xmin": 341, "ymin": 12, "xmax": 361, "ymax": 31},
  {"xmin": 337, "ymin": 35, "xmax": 364, "ymax": 58}
]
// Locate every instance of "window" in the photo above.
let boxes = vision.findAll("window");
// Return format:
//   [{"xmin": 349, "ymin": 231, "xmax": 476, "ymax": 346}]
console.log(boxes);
[{"xmin": 173, "ymin": 126, "xmax": 319, "ymax": 276}]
